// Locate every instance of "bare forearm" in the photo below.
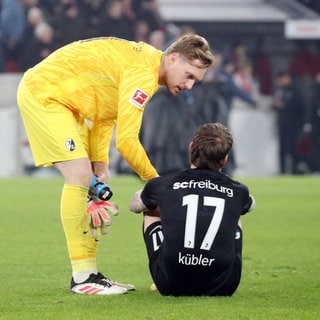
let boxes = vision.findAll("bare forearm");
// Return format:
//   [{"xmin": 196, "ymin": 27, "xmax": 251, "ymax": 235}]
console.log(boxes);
[{"xmin": 129, "ymin": 190, "xmax": 147, "ymax": 213}]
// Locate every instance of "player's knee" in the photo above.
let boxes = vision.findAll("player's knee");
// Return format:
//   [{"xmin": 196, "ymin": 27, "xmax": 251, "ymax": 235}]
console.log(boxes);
[
  {"xmin": 143, "ymin": 215, "xmax": 161, "ymax": 232},
  {"xmin": 55, "ymin": 158, "xmax": 92, "ymax": 186}
]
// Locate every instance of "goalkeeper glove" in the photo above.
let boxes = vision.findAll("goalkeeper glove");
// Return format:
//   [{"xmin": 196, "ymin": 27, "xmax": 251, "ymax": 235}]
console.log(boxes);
[{"xmin": 87, "ymin": 195, "xmax": 119, "ymax": 240}]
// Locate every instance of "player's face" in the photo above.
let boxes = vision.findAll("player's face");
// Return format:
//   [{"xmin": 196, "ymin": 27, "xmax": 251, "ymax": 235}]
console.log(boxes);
[{"xmin": 164, "ymin": 53, "xmax": 207, "ymax": 95}]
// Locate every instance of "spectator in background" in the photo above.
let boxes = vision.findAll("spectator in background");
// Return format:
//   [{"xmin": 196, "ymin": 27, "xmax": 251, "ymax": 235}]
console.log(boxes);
[
  {"xmin": 233, "ymin": 62, "xmax": 259, "ymax": 109},
  {"xmin": 80, "ymin": 0, "xmax": 107, "ymax": 38},
  {"xmin": 98, "ymin": 0, "xmax": 133, "ymax": 39},
  {"xmin": 299, "ymin": 72, "xmax": 320, "ymax": 173},
  {"xmin": 134, "ymin": 20, "xmax": 150, "ymax": 43},
  {"xmin": 252, "ymin": 37, "xmax": 273, "ymax": 96},
  {"xmin": 23, "ymin": 6, "xmax": 45, "ymax": 44},
  {"xmin": 21, "ymin": 21, "xmax": 55, "ymax": 71},
  {"xmin": 52, "ymin": 2, "xmax": 87, "ymax": 47},
  {"xmin": 232, "ymin": 42, "xmax": 250, "ymax": 69},
  {"xmin": 148, "ymin": 29, "xmax": 166, "ymax": 50},
  {"xmin": 272, "ymin": 72, "xmax": 305, "ymax": 174},
  {"xmin": 231, "ymin": 42, "xmax": 264, "ymax": 97},
  {"xmin": 289, "ymin": 41, "xmax": 320, "ymax": 80},
  {"xmin": 122, "ymin": 0, "xmax": 136, "ymax": 24},
  {"xmin": 288, "ymin": 41, "xmax": 320, "ymax": 119},
  {"xmin": 308, "ymin": 73, "xmax": 320, "ymax": 172},
  {"xmin": 134, "ymin": 0, "xmax": 163, "ymax": 32},
  {"xmin": 37, "ymin": 0, "xmax": 56, "ymax": 16},
  {"xmin": 213, "ymin": 58, "xmax": 257, "ymax": 113},
  {"xmin": 212, "ymin": 57, "xmax": 257, "ymax": 176},
  {"xmin": 233, "ymin": 62, "xmax": 255, "ymax": 97},
  {"xmin": 1, "ymin": 0, "xmax": 26, "ymax": 72}
]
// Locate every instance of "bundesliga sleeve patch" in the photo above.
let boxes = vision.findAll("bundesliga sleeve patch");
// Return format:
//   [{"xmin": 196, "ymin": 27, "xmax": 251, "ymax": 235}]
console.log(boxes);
[{"xmin": 129, "ymin": 88, "xmax": 149, "ymax": 109}]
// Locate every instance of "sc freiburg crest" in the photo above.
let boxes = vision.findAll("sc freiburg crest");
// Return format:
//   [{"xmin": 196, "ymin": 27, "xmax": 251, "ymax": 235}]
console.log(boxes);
[{"xmin": 66, "ymin": 138, "xmax": 76, "ymax": 151}]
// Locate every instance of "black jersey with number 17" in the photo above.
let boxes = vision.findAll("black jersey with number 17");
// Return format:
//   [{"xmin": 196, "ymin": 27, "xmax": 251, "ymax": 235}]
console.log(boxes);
[{"xmin": 141, "ymin": 168, "xmax": 254, "ymax": 293}]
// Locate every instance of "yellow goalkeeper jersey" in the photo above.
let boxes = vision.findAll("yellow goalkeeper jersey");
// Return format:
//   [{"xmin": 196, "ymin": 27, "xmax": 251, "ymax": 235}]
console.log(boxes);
[{"xmin": 23, "ymin": 37, "xmax": 163, "ymax": 180}]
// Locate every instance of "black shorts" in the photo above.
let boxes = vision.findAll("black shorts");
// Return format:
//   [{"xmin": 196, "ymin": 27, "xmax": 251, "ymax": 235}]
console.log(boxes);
[{"xmin": 143, "ymin": 222, "xmax": 243, "ymax": 296}]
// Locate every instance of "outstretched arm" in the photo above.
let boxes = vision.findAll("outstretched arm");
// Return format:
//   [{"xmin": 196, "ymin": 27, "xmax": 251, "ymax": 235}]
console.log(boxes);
[{"xmin": 116, "ymin": 97, "xmax": 158, "ymax": 181}]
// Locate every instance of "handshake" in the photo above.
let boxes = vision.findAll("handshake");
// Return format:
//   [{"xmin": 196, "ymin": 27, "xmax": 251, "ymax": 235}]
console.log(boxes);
[{"xmin": 86, "ymin": 176, "xmax": 118, "ymax": 240}]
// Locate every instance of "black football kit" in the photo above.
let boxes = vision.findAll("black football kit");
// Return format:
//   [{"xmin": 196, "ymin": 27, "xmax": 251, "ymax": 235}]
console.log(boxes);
[{"xmin": 141, "ymin": 168, "xmax": 254, "ymax": 296}]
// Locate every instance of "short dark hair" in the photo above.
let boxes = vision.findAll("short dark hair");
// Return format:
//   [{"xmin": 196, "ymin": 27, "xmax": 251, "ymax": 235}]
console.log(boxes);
[{"xmin": 190, "ymin": 123, "xmax": 233, "ymax": 171}]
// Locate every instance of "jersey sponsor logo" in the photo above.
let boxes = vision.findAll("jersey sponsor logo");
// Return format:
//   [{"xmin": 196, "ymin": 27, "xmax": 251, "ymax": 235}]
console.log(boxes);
[
  {"xmin": 129, "ymin": 88, "xmax": 149, "ymax": 108},
  {"xmin": 65, "ymin": 138, "xmax": 76, "ymax": 151},
  {"xmin": 178, "ymin": 252, "xmax": 215, "ymax": 266},
  {"xmin": 173, "ymin": 180, "xmax": 234, "ymax": 198}
]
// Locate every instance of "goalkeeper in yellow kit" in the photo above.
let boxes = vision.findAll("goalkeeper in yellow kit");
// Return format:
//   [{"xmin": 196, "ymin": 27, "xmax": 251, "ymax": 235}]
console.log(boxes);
[{"xmin": 16, "ymin": 35, "xmax": 215, "ymax": 295}]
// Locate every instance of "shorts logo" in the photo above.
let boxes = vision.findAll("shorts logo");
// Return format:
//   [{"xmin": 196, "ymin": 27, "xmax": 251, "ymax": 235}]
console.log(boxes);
[
  {"xmin": 66, "ymin": 138, "xmax": 76, "ymax": 151},
  {"xmin": 129, "ymin": 88, "xmax": 149, "ymax": 109}
]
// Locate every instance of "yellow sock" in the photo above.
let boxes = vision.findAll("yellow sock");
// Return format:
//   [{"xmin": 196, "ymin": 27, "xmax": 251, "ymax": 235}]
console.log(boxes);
[{"xmin": 60, "ymin": 184, "xmax": 99, "ymax": 273}]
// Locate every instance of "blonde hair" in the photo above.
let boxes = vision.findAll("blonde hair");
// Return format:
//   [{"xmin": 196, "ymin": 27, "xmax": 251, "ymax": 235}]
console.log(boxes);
[{"xmin": 166, "ymin": 34, "xmax": 215, "ymax": 69}]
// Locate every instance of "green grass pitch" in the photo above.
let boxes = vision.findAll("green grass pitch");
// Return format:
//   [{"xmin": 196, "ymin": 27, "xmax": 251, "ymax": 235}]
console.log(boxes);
[{"xmin": 0, "ymin": 174, "xmax": 319, "ymax": 320}]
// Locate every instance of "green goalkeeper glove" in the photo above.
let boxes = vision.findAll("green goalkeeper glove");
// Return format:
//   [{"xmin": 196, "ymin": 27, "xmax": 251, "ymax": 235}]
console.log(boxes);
[{"xmin": 87, "ymin": 196, "xmax": 119, "ymax": 239}]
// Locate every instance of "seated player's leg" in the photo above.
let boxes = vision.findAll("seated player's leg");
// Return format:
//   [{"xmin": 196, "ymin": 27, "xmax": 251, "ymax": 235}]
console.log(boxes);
[
  {"xmin": 143, "ymin": 210, "xmax": 171, "ymax": 293},
  {"xmin": 208, "ymin": 223, "xmax": 243, "ymax": 296},
  {"xmin": 143, "ymin": 213, "xmax": 162, "ymax": 257}
]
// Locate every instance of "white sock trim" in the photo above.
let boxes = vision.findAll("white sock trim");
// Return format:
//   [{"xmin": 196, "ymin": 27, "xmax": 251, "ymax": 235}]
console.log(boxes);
[{"xmin": 72, "ymin": 269, "xmax": 98, "ymax": 283}]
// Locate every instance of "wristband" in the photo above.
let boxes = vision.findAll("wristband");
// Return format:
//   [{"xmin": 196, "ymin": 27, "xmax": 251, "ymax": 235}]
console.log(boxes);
[{"xmin": 89, "ymin": 175, "xmax": 113, "ymax": 200}]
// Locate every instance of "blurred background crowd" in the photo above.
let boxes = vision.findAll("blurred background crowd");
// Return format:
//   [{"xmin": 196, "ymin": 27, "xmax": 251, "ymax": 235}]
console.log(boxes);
[
  {"xmin": 1, "ymin": 0, "xmax": 320, "ymax": 177},
  {"xmin": 0, "ymin": 0, "xmax": 166, "ymax": 72}
]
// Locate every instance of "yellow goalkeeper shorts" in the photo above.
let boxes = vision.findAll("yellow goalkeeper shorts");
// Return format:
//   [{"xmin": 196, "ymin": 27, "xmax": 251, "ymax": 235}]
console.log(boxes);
[{"xmin": 17, "ymin": 79, "xmax": 90, "ymax": 167}]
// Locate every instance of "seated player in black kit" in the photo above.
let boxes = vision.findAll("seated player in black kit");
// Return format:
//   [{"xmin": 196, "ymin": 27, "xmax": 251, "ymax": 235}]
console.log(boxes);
[{"xmin": 129, "ymin": 122, "xmax": 255, "ymax": 296}]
